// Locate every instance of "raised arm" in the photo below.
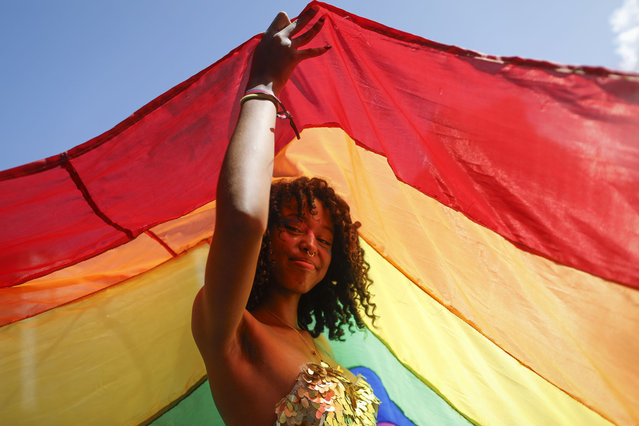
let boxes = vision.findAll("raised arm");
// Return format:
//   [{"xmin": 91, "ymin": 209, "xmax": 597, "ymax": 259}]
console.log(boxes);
[{"xmin": 192, "ymin": 9, "xmax": 329, "ymax": 351}]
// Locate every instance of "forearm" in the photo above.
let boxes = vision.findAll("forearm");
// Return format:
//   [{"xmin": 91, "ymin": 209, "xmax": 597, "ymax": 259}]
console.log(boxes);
[{"xmin": 216, "ymin": 96, "xmax": 277, "ymax": 231}]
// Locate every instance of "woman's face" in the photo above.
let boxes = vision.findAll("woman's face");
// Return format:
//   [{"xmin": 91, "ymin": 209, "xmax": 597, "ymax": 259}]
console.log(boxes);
[{"xmin": 270, "ymin": 198, "xmax": 334, "ymax": 295}]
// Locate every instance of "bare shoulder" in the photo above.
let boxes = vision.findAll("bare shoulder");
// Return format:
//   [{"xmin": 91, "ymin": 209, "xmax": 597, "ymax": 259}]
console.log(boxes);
[
  {"xmin": 191, "ymin": 300, "xmax": 261, "ymax": 402},
  {"xmin": 191, "ymin": 288, "xmax": 253, "ymax": 361},
  {"xmin": 191, "ymin": 307, "xmax": 294, "ymax": 424},
  {"xmin": 191, "ymin": 293, "xmax": 272, "ymax": 373}
]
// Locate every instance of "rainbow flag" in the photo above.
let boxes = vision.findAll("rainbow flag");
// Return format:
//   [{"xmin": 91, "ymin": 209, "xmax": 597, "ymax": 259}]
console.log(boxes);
[{"xmin": 2, "ymin": 2, "xmax": 638, "ymax": 424}]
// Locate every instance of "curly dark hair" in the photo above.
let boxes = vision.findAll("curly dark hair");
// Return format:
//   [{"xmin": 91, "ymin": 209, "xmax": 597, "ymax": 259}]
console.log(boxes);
[{"xmin": 246, "ymin": 176, "xmax": 376, "ymax": 341}]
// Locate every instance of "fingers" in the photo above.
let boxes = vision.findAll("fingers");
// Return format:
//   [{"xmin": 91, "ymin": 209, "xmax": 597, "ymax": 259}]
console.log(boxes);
[
  {"xmin": 296, "ymin": 45, "xmax": 332, "ymax": 61},
  {"xmin": 291, "ymin": 15, "xmax": 326, "ymax": 49},
  {"xmin": 249, "ymin": 10, "xmax": 331, "ymax": 95},
  {"xmin": 285, "ymin": 7, "xmax": 319, "ymax": 38},
  {"xmin": 266, "ymin": 11, "xmax": 291, "ymax": 35}
]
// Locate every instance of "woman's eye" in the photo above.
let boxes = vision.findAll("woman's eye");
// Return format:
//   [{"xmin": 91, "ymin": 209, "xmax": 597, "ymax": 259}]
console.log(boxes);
[
  {"xmin": 318, "ymin": 238, "xmax": 332, "ymax": 246},
  {"xmin": 284, "ymin": 224, "xmax": 303, "ymax": 233}
]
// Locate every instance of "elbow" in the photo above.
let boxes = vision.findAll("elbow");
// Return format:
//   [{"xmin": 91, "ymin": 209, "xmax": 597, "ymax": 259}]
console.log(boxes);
[
  {"xmin": 218, "ymin": 203, "xmax": 268, "ymax": 237},
  {"xmin": 216, "ymin": 179, "xmax": 269, "ymax": 236},
  {"xmin": 234, "ymin": 208, "xmax": 268, "ymax": 236}
]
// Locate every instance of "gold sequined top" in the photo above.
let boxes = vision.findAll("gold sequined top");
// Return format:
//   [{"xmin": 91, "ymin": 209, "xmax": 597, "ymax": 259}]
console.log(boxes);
[{"xmin": 274, "ymin": 361, "xmax": 380, "ymax": 425}]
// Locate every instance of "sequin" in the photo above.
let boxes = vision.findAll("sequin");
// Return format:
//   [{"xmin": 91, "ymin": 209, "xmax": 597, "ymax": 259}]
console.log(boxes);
[{"xmin": 274, "ymin": 361, "xmax": 380, "ymax": 425}]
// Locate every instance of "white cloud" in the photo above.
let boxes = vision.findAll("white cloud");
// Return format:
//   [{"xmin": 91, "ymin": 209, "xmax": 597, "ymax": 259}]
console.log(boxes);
[{"xmin": 611, "ymin": 0, "xmax": 639, "ymax": 72}]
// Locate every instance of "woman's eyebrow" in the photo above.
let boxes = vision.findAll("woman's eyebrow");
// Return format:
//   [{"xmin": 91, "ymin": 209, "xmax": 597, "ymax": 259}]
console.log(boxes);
[{"xmin": 321, "ymin": 225, "xmax": 334, "ymax": 236}]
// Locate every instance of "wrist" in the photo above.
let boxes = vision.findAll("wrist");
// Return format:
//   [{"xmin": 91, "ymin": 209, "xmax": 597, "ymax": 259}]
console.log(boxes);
[
  {"xmin": 239, "ymin": 88, "xmax": 300, "ymax": 140},
  {"xmin": 245, "ymin": 82, "xmax": 281, "ymax": 97},
  {"xmin": 240, "ymin": 90, "xmax": 279, "ymax": 111}
]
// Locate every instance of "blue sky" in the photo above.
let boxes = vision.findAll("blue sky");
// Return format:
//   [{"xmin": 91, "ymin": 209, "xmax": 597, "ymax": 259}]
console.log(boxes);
[{"xmin": 1, "ymin": 0, "xmax": 636, "ymax": 171}]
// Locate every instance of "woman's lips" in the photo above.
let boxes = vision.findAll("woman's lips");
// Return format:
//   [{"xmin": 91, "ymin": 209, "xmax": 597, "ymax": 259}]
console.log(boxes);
[{"xmin": 290, "ymin": 258, "xmax": 316, "ymax": 270}]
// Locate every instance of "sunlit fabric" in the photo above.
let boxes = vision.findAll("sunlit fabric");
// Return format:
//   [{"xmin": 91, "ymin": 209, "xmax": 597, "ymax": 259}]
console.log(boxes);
[{"xmin": 1, "ymin": 1, "xmax": 638, "ymax": 425}]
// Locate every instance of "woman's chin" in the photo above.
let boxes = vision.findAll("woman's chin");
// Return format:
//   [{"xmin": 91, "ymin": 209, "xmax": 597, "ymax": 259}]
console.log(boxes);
[{"xmin": 277, "ymin": 279, "xmax": 318, "ymax": 295}]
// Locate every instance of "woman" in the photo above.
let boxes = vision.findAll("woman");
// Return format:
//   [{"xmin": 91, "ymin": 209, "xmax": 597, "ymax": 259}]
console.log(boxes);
[{"xmin": 191, "ymin": 8, "xmax": 378, "ymax": 425}]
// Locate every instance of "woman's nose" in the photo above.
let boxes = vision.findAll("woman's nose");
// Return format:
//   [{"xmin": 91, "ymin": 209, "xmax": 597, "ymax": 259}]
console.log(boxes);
[{"xmin": 300, "ymin": 229, "xmax": 318, "ymax": 250}]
